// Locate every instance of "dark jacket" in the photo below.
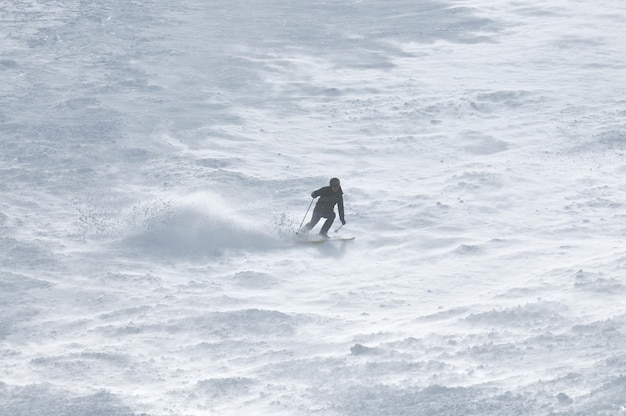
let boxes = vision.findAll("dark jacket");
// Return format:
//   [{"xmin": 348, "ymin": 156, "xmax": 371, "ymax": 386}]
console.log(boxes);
[{"xmin": 312, "ymin": 186, "xmax": 345, "ymax": 222}]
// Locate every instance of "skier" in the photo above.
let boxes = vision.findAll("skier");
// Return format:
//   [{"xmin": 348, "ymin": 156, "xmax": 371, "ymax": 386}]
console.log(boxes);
[{"xmin": 303, "ymin": 177, "xmax": 346, "ymax": 238}]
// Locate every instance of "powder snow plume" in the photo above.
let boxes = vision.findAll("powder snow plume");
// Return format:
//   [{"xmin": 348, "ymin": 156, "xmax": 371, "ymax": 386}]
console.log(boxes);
[{"xmin": 119, "ymin": 192, "xmax": 282, "ymax": 257}]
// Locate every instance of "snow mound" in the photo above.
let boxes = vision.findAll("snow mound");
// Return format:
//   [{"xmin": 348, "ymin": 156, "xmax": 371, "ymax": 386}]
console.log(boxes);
[{"xmin": 0, "ymin": 384, "xmax": 135, "ymax": 416}]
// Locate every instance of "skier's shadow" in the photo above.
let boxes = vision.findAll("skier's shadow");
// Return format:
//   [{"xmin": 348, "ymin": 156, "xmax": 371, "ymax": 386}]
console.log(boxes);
[{"xmin": 314, "ymin": 240, "xmax": 351, "ymax": 258}]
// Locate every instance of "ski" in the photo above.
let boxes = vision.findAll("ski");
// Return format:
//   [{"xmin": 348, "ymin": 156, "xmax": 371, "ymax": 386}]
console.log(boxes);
[{"xmin": 295, "ymin": 236, "xmax": 355, "ymax": 244}]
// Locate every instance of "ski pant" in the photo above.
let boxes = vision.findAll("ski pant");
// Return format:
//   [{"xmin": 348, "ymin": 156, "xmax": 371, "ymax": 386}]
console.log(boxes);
[{"xmin": 306, "ymin": 209, "xmax": 335, "ymax": 234}]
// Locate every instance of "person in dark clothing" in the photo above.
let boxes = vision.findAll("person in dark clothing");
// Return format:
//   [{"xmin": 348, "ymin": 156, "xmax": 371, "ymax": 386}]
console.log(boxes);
[{"xmin": 304, "ymin": 177, "xmax": 346, "ymax": 237}]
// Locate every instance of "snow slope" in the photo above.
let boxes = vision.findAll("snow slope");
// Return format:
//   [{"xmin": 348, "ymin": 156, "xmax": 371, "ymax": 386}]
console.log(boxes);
[{"xmin": 1, "ymin": 0, "xmax": 626, "ymax": 415}]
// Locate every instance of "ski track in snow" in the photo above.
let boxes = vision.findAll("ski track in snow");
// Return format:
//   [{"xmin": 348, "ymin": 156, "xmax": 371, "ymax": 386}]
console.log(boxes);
[{"xmin": 1, "ymin": 0, "xmax": 626, "ymax": 415}]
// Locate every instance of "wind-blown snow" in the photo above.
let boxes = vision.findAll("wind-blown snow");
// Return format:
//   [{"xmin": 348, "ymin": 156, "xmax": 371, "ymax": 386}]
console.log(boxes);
[{"xmin": 2, "ymin": 0, "xmax": 626, "ymax": 415}]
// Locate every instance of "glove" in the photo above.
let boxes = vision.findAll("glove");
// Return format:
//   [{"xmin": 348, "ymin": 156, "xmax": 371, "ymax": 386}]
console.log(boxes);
[
  {"xmin": 311, "ymin": 192, "xmax": 316, "ymax": 198},
  {"xmin": 341, "ymin": 219, "xmax": 346, "ymax": 225}
]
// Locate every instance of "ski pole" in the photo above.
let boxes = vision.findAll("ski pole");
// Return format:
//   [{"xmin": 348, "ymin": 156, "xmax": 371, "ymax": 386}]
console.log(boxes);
[
  {"xmin": 334, "ymin": 224, "xmax": 343, "ymax": 233},
  {"xmin": 296, "ymin": 198, "xmax": 315, "ymax": 234}
]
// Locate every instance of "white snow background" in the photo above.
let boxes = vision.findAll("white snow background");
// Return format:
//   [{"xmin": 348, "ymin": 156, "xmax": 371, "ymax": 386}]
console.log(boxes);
[{"xmin": 1, "ymin": 0, "xmax": 626, "ymax": 415}]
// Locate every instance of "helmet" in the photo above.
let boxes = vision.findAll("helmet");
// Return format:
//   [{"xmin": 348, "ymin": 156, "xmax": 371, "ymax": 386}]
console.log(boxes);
[{"xmin": 330, "ymin": 177, "xmax": 340, "ymax": 187}]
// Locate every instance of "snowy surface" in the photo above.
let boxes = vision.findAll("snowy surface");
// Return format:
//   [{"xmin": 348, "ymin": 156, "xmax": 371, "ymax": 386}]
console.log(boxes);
[{"xmin": 2, "ymin": 0, "xmax": 626, "ymax": 415}]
